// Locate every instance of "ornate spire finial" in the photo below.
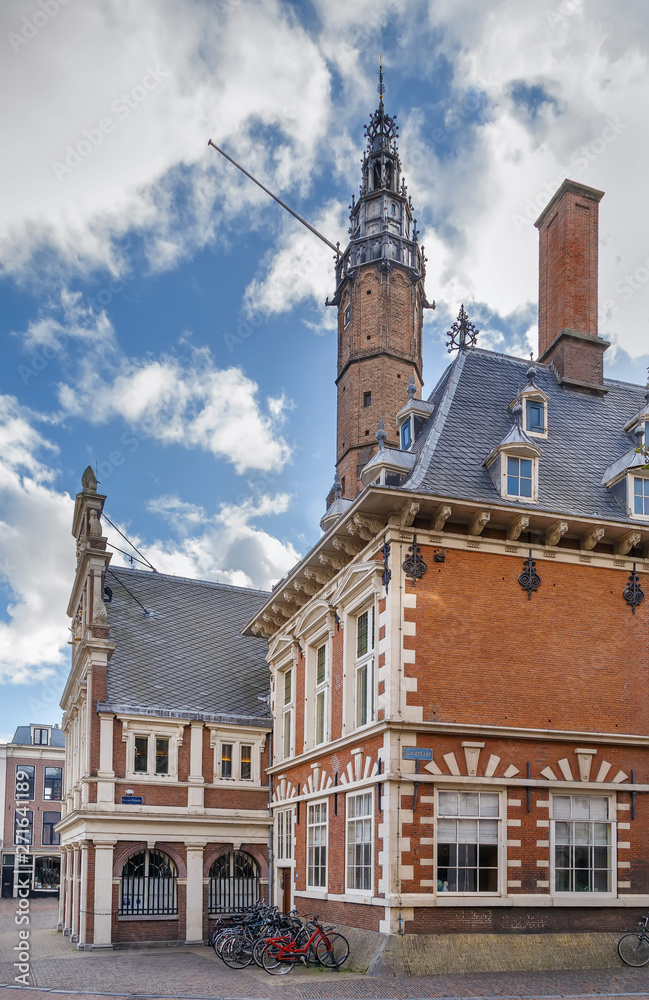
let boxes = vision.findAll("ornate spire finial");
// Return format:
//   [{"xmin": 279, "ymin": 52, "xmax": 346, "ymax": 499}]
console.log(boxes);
[
  {"xmin": 512, "ymin": 398, "xmax": 523, "ymax": 429},
  {"xmin": 332, "ymin": 469, "xmax": 342, "ymax": 500},
  {"xmin": 81, "ymin": 465, "xmax": 97, "ymax": 493},
  {"xmin": 376, "ymin": 415, "xmax": 387, "ymax": 451},
  {"xmin": 526, "ymin": 357, "xmax": 537, "ymax": 386},
  {"xmin": 407, "ymin": 371, "xmax": 417, "ymax": 400},
  {"xmin": 378, "ymin": 55, "xmax": 385, "ymax": 107},
  {"xmin": 446, "ymin": 304, "xmax": 479, "ymax": 353}
]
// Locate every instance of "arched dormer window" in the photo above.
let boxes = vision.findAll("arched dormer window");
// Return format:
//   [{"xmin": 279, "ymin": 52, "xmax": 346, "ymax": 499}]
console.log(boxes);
[
  {"xmin": 484, "ymin": 405, "xmax": 542, "ymax": 503},
  {"xmin": 119, "ymin": 849, "xmax": 178, "ymax": 916}
]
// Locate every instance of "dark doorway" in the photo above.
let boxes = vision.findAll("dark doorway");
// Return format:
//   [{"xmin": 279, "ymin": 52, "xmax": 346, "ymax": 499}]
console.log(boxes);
[{"xmin": 281, "ymin": 869, "xmax": 292, "ymax": 914}]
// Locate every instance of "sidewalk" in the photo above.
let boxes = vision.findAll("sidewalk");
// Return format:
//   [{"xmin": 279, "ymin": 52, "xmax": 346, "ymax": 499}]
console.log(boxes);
[{"xmin": 2, "ymin": 900, "xmax": 649, "ymax": 1000}]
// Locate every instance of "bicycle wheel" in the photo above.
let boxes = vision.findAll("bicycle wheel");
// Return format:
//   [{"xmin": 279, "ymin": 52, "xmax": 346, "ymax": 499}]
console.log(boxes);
[
  {"xmin": 214, "ymin": 928, "xmax": 236, "ymax": 958},
  {"xmin": 222, "ymin": 932, "xmax": 253, "ymax": 970},
  {"xmin": 262, "ymin": 942, "xmax": 295, "ymax": 975},
  {"xmin": 316, "ymin": 932, "xmax": 350, "ymax": 968},
  {"xmin": 294, "ymin": 925, "xmax": 320, "ymax": 966},
  {"xmin": 618, "ymin": 933, "xmax": 649, "ymax": 967},
  {"xmin": 252, "ymin": 936, "xmax": 271, "ymax": 967}
]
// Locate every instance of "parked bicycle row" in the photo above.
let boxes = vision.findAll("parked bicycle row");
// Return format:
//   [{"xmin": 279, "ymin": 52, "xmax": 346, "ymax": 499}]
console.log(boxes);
[{"xmin": 209, "ymin": 903, "xmax": 349, "ymax": 975}]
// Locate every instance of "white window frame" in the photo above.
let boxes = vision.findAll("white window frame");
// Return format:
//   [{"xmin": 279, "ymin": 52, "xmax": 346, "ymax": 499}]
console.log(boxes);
[
  {"xmin": 500, "ymin": 451, "xmax": 539, "ymax": 502},
  {"xmin": 314, "ymin": 642, "xmax": 328, "ymax": 746},
  {"xmin": 354, "ymin": 604, "xmax": 376, "ymax": 730},
  {"xmin": 345, "ymin": 790, "xmax": 373, "ymax": 894},
  {"xmin": 281, "ymin": 667, "xmax": 294, "ymax": 761},
  {"xmin": 124, "ymin": 727, "xmax": 180, "ymax": 782},
  {"xmin": 275, "ymin": 806, "xmax": 294, "ymax": 862},
  {"xmin": 521, "ymin": 393, "xmax": 548, "ymax": 438},
  {"xmin": 435, "ymin": 788, "xmax": 504, "ymax": 896},
  {"xmin": 627, "ymin": 472, "xmax": 649, "ymax": 521},
  {"xmin": 307, "ymin": 800, "xmax": 328, "ymax": 890},
  {"xmin": 549, "ymin": 792, "xmax": 616, "ymax": 897},
  {"xmin": 210, "ymin": 728, "xmax": 264, "ymax": 785},
  {"xmin": 31, "ymin": 726, "xmax": 50, "ymax": 746}
]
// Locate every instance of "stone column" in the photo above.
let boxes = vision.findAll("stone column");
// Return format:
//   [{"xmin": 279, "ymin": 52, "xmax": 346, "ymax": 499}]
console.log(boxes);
[
  {"xmin": 93, "ymin": 841, "xmax": 115, "ymax": 948},
  {"xmin": 71, "ymin": 845, "xmax": 80, "ymax": 942},
  {"xmin": 64, "ymin": 847, "xmax": 73, "ymax": 935},
  {"xmin": 187, "ymin": 722, "xmax": 205, "ymax": 810},
  {"xmin": 185, "ymin": 842, "xmax": 206, "ymax": 944},
  {"xmin": 79, "ymin": 842, "xmax": 89, "ymax": 948},
  {"xmin": 57, "ymin": 850, "xmax": 67, "ymax": 932},
  {"xmin": 97, "ymin": 714, "xmax": 116, "ymax": 806}
]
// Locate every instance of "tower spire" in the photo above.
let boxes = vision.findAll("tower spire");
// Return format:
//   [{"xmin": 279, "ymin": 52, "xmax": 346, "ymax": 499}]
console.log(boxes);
[{"xmin": 324, "ymin": 66, "xmax": 433, "ymax": 505}]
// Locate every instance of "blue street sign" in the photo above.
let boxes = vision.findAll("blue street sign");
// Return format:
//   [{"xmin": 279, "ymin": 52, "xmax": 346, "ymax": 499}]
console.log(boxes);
[
  {"xmin": 402, "ymin": 747, "xmax": 433, "ymax": 761},
  {"xmin": 121, "ymin": 795, "xmax": 143, "ymax": 805}
]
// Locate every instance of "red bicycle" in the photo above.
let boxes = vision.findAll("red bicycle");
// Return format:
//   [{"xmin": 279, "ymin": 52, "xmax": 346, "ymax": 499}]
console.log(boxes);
[{"xmin": 260, "ymin": 914, "xmax": 349, "ymax": 975}]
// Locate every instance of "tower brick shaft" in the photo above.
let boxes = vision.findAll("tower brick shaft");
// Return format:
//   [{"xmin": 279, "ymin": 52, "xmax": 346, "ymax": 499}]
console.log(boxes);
[
  {"xmin": 328, "ymin": 70, "xmax": 431, "ymax": 501},
  {"xmin": 535, "ymin": 179, "xmax": 609, "ymax": 393}
]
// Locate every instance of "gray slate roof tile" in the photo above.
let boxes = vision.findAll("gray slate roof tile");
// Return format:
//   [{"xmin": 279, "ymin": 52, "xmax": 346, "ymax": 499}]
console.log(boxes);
[
  {"xmin": 103, "ymin": 568, "xmax": 270, "ymax": 724},
  {"xmin": 404, "ymin": 348, "xmax": 645, "ymax": 522}
]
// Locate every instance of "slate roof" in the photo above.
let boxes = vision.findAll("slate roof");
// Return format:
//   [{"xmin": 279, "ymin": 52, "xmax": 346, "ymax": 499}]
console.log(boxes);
[
  {"xmin": 99, "ymin": 567, "xmax": 271, "ymax": 725},
  {"xmin": 11, "ymin": 726, "xmax": 65, "ymax": 747},
  {"xmin": 404, "ymin": 347, "xmax": 646, "ymax": 523}
]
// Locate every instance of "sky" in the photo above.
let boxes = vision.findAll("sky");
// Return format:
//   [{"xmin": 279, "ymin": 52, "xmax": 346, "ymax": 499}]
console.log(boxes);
[{"xmin": 1, "ymin": 0, "xmax": 649, "ymax": 740}]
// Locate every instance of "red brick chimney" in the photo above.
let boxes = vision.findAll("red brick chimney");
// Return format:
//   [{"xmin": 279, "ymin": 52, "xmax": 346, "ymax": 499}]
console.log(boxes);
[{"xmin": 534, "ymin": 179, "xmax": 609, "ymax": 393}]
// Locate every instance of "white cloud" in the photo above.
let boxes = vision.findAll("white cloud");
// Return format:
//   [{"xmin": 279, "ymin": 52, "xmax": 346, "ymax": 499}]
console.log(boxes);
[
  {"xmin": 126, "ymin": 491, "xmax": 301, "ymax": 590},
  {"xmin": 0, "ymin": 0, "xmax": 332, "ymax": 280},
  {"xmin": 0, "ymin": 397, "xmax": 74, "ymax": 684},
  {"xmin": 58, "ymin": 348, "xmax": 292, "ymax": 474}
]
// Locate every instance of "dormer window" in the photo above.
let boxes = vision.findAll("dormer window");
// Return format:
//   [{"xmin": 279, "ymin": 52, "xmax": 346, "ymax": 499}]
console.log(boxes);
[
  {"xmin": 400, "ymin": 419, "xmax": 412, "ymax": 450},
  {"xmin": 507, "ymin": 457, "xmax": 533, "ymax": 498},
  {"xmin": 32, "ymin": 727, "xmax": 50, "ymax": 746},
  {"xmin": 526, "ymin": 399, "xmax": 545, "ymax": 434},
  {"xmin": 633, "ymin": 477, "xmax": 649, "ymax": 516}
]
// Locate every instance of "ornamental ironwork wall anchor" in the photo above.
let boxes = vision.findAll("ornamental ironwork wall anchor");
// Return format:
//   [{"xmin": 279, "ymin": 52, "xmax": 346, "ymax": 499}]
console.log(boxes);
[
  {"xmin": 518, "ymin": 549, "xmax": 541, "ymax": 600},
  {"xmin": 623, "ymin": 563, "xmax": 645, "ymax": 614},
  {"xmin": 403, "ymin": 534, "xmax": 428, "ymax": 585},
  {"xmin": 381, "ymin": 540, "xmax": 392, "ymax": 594}
]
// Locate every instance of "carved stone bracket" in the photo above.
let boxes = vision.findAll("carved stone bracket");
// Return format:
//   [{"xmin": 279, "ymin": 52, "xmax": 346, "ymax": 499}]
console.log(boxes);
[
  {"xmin": 469, "ymin": 510, "xmax": 490, "ymax": 536},
  {"xmin": 506, "ymin": 515, "xmax": 529, "ymax": 542},
  {"xmin": 332, "ymin": 536, "xmax": 364, "ymax": 556},
  {"xmin": 545, "ymin": 520, "xmax": 568, "ymax": 546},
  {"xmin": 348, "ymin": 514, "xmax": 384, "ymax": 541},
  {"xmin": 399, "ymin": 501, "xmax": 420, "ymax": 530},
  {"xmin": 304, "ymin": 567, "xmax": 335, "ymax": 586},
  {"xmin": 283, "ymin": 590, "xmax": 308, "ymax": 608},
  {"xmin": 319, "ymin": 552, "xmax": 347, "ymax": 571},
  {"xmin": 432, "ymin": 505, "xmax": 452, "ymax": 532},
  {"xmin": 614, "ymin": 531, "xmax": 641, "ymax": 556},
  {"xmin": 581, "ymin": 526, "xmax": 605, "ymax": 551},
  {"xmin": 294, "ymin": 578, "xmax": 320, "ymax": 597},
  {"xmin": 271, "ymin": 602, "xmax": 293, "ymax": 618}
]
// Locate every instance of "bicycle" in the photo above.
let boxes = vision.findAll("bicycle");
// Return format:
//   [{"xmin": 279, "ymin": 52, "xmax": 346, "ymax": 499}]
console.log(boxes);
[
  {"xmin": 618, "ymin": 916, "xmax": 649, "ymax": 966},
  {"xmin": 260, "ymin": 914, "xmax": 349, "ymax": 976}
]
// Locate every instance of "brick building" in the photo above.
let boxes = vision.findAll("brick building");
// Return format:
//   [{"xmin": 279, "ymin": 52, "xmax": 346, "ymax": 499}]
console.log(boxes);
[
  {"xmin": 1, "ymin": 724, "xmax": 65, "ymax": 898},
  {"xmin": 244, "ymin": 77, "xmax": 649, "ymax": 969},
  {"xmin": 57, "ymin": 470, "xmax": 272, "ymax": 947}
]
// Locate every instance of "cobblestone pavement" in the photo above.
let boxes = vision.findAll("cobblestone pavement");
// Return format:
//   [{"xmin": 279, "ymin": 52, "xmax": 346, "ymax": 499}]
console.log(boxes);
[{"xmin": 2, "ymin": 900, "xmax": 649, "ymax": 1000}]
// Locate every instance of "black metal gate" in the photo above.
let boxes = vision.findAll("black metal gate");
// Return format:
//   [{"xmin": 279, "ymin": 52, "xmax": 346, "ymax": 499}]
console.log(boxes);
[{"xmin": 208, "ymin": 851, "xmax": 260, "ymax": 913}]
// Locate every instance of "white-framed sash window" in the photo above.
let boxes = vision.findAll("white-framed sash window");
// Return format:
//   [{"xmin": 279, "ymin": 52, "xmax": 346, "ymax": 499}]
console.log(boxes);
[
  {"xmin": 436, "ymin": 790, "xmax": 502, "ymax": 894},
  {"xmin": 307, "ymin": 800, "xmax": 328, "ymax": 889},
  {"xmin": 550, "ymin": 793, "xmax": 615, "ymax": 895},
  {"xmin": 346, "ymin": 790, "xmax": 373, "ymax": 892},
  {"xmin": 355, "ymin": 606, "xmax": 375, "ymax": 729}
]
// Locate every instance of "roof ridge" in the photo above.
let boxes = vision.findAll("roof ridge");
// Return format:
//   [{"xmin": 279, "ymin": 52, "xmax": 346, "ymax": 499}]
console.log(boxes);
[
  {"xmin": 407, "ymin": 350, "xmax": 468, "ymax": 491},
  {"xmin": 107, "ymin": 565, "xmax": 270, "ymax": 597}
]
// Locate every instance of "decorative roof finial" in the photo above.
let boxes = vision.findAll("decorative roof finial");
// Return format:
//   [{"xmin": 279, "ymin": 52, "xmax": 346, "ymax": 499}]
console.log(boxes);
[
  {"xmin": 407, "ymin": 371, "xmax": 417, "ymax": 400},
  {"xmin": 526, "ymin": 355, "xmax": 537, "ymax": 387},
  {"xmin": 81, "ymin": 465, "xmax": 97, "ymax": 493},
  {"xmin": 332, "ymin": 469, "xmax": 342, "ymax": 500},
  {"xmin": 378, "ymin": 54, "xmax": 385, "ymax": 107},
  {"xmin": 376, "ymin": 415, "xmax": 387, "ymax": 451},
  {"xmin": 446, "ymin": 304, "xmax": 479, "ymax": 353}
]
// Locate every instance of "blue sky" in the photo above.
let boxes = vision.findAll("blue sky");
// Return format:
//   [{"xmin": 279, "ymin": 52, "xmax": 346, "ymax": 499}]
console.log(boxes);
[{"xmin": 2, "ymin": 0, "xmax": 649, "ymax": 739}]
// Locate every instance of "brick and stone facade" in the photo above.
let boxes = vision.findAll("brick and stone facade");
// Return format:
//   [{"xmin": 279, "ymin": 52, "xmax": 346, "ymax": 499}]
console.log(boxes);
[
  {"xmin": 57, "ymin": 469, "xmax": 272, "ymax": 948},
  {"xmin": 244, "ymin": 86, "xmax": 649, "ymax": 971}
]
